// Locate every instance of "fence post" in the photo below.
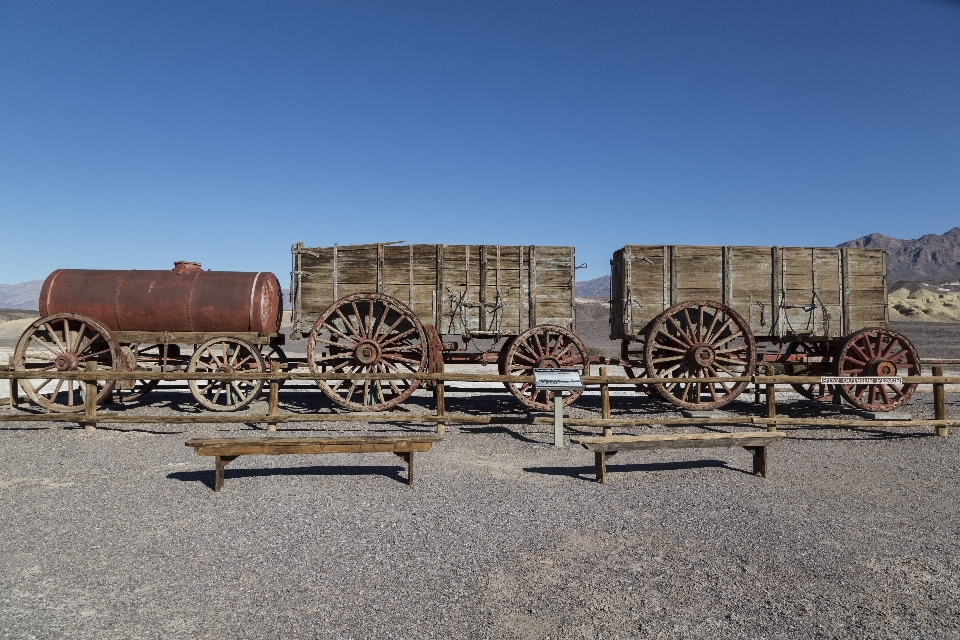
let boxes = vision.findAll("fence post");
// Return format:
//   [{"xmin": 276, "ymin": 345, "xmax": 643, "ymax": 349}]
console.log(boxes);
[
  {"xmin": 754, "ymin": 365, "xmax": 762, "ymax": 405},
  {"xmin": 267, "ymin": 360, "xmax": 279, "ymax": 432},
  {"xmin": 600, "ymin": 366, "xmax": 612, "ymax": 437},
  {"xmin": 933, "ymin": 365, "xmax": 947, "ymax": 437},
  {"xmin": 83, "ymin": 360, "xmax": 98, "ymax": 432},
  {"xmin": 764, "ymin": 364, "xmax": 777, "ymax": 432},
  {"xmin": 435, "ymin": 362, "xmax": 445, "ymax": 436},
  {"xmin": 8, "ymin": 355, "xmax": 18, "ymax": 409}
]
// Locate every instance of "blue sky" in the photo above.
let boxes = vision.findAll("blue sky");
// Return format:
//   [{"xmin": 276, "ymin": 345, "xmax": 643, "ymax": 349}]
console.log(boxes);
[{"xmin": 1, "ymin": 0, "xmax": 958, "ymax": 284}]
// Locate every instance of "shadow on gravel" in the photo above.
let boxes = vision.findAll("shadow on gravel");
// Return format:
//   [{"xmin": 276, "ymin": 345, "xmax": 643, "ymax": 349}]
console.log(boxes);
[
  {"xmin": 524, "ymin": 459, "xmax": 746, "ymax": 482},
  {"xmin": 168, "ymin": 463, "xmax": 412, "ymax": 490},
  {"xmin": 775, "ymin": 426, "xmax": 933, "ymax": 441}
]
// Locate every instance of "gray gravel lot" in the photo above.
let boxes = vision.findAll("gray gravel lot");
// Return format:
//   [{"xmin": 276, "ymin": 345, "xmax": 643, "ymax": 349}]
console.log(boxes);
[{"xmin": 2, "ymin": 384, "xmax": 960, "ymax": 639}]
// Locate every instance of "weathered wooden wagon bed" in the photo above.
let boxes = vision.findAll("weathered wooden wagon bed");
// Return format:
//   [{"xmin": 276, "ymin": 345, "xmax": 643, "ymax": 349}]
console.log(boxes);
[
  {"xmin": 290, "ymin": 242, "xmax": 587, "ymax": 412},
  {"xmin": 610, "ymin": 245, "xmax": 920, "ymax": 411}
]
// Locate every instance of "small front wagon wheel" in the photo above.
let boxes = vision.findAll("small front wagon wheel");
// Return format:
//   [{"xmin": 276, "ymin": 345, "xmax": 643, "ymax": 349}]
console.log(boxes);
[
  {"xmin": 835, "ymin": 328, "xmax": 920, "ymax": 411},
  {"xmin": 499, "ymin": 325, "xmax": 587, "ymax": 411},
  {"xmin": 188, "ymin": 337, "xmax": 265, "ymax": 411}
]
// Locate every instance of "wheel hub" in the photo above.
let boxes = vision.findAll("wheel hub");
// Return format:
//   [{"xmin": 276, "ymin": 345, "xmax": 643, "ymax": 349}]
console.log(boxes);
[
  {"xmin": 868, "ymin": 359, "xmax": 897, "ymax": 377},
  {"xmin": 689, "ymin": 343, "xmax": 716, "ymax": 367},
  {"xmin": 354, "ymin": 340, "xmax": 382, "ymax": 365},
  {"xmin": 55, "ymin": 353, "xmax": 80, "ymax": 371},
  {"xmin": 217, "ymin": 365, "xmax": 235, "ymax": 374}
]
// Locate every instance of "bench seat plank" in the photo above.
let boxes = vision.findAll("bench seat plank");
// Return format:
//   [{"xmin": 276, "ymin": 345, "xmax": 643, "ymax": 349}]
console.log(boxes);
[
  {"xmin": 570, "ymin": 432, "xmax": 785, "ymax": 483},
  {"xmin": 184, "ymin": 435, "xmax": 442, "ymax": 491},
  {"xmin": 571, "ymin": 432, "xmax": 782, "ymax": 453}
]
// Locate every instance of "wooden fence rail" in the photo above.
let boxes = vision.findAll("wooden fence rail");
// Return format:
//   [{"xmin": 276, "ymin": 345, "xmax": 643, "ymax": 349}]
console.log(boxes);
[{"xmin": 1, "ymin": 367, "xmax": 956, "ymax": 437}]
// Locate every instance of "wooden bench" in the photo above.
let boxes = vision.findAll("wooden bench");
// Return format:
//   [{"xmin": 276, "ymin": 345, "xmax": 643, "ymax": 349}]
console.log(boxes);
[
  {"xmin": 184, "ymin": 435, "xmax": 442, "ymax": 491},
  {"xmin": 570, "ymin": 432, "xmax": 785, "ymax": 483}
]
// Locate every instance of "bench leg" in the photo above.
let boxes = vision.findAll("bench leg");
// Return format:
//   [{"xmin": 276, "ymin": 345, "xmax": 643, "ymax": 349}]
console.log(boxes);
[
  {"xmin": 595, "ymin": 451, "xmax": 608, "ymax": 484},
  {"xmin": 745, "ymin": 447, "xmax": 768, "ymax": 477},
  {"xmin": 394, "ymin": 452, "xmax": 414, "ymax": 486},
  {"xmin": 214, "ymin": 456, "xmax": 238, "ymax": 492}
]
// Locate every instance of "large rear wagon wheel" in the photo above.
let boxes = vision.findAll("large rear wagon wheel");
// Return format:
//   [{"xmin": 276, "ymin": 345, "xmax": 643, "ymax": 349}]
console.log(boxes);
[
  {"xmin": 643, "ymin": 301, "xmax": 756, "ymax": 411},
  {"xmin": 499, "ymin": 325, "xmax": 587, "ymax": 411},
  {"xmin": 13, "ymin": 313, "xmax": 122, "ymax": 412},
  {"xmin": 307, "ymin": 293, "xmax": 428, "ymax": 411},
  {"xmin": 835, "ymin": 328, "xmax": 920, "ymax": 411}
]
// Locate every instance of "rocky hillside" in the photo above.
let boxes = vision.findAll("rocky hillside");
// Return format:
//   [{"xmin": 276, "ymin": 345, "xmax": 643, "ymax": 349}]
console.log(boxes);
[
  {"xmin": 0, "ymin": 281, "xmax": 42, "ymax": 310},
  {"xmin": 839, "ymin": 227, "xmax": 960, "ymax": 282},
  {"xmin": 576, "ymin": 275, "xmax": 610, "ymax": 298}
]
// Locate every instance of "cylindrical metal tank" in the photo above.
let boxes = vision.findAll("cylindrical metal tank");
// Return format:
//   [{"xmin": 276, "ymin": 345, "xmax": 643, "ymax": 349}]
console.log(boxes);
[{"xmin": 39, "ymin": 262, "xmax": 283, "ymax": 334}]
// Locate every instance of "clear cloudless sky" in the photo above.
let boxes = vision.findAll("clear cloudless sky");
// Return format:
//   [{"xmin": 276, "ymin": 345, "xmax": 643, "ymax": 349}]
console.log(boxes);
[{"xmin": 1, "ymin": 0, "xmax": 958, "ymax": 284}]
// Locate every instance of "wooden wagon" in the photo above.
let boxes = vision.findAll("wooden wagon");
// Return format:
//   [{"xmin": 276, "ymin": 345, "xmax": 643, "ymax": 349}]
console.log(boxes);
[
  {"xmin": 290, "ymin": 242, "xmax": 587, "ymax": 411},
  {"xmin": 610, "ymin": 245, "xmax": 920, "ymax": 411}
]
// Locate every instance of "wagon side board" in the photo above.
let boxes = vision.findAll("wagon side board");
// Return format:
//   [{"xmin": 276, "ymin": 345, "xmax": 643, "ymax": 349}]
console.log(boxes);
[
  {"xmin": 291, "ymin": 243, "xmax": 577, "ymax": 338},
  {"xmin": 609, "ymin": 245, "xmax": 887, "ymax": 341}
]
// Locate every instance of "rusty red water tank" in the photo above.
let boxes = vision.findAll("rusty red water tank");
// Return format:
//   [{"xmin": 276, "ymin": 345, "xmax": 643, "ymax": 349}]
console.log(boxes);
[{"xmin": 39, "ymin": 262, "xmax": 283, "ymax": 334}]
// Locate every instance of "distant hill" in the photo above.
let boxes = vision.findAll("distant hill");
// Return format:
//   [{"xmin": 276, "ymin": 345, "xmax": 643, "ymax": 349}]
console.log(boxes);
[
  {"xmin": 839, "ymin": 227, "xmax": 960, "ymax": 283},
  {"xmin": 0, "ymin": 280, "xmax": 42, "ymax": 310},
  {"xmin": 576, "ymin": 275, "xmax": 610, "ymax": 298}
]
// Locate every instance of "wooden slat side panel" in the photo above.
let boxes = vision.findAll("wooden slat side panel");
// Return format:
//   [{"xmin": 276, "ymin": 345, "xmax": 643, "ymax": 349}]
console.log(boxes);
[
  {"xmin": 613, "ymin": 245, "xmax": 667, "ymax": 337},
  {"xmin": 673, "ymin": 247, "xmax": 723, "ymax": 301},
  {"xmin": 532, "ymin": 246, "xmax": 575, "ymax": 330},
  {"xmin": 726, "ymin": 246, "xmax": 773, "ymax": 336},
  {"xmin": 297, "ymin": 247, "xmax": 337, "ymax": 318},
  {"xmin": 843, "ymin": 248, "xmax": 887, "ymax": 330}
]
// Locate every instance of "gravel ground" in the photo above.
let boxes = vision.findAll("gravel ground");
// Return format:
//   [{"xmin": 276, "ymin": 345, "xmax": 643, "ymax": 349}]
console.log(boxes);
[{"xmin": 2, "ymin": 381, "xmax": 960, "ymax": 639}]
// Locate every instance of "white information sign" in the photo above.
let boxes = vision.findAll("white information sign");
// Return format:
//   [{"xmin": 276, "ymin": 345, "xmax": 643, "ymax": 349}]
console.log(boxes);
[
  {"xmin": 819, "ymin": 376, "xmax": 903, "ymax": 386},
  {"xmin": 533, "ymin": 368, "xmax": 584, "ymax": 391}
]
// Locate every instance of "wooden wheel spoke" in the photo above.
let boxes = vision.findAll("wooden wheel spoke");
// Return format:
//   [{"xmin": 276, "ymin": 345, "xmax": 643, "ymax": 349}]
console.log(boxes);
[
  {"xmin": 379, "ymin": 325, "xmax": 417, "ymax": 348},
  {"xmin": 43, "ymin": 323, "xmax": 68, "ymax": 352},
  {"xmin": 665, "ymin": 316, "xmax": 694, "ymax": 346},
  {"xmin": 709, "ymin": 330, "xmax": 743, "ymax": 348},
  {"xmin": 658, "ymin": 329, "xmax": 693, "ymax": 350},
  {"xmin": 29, "ymin": 335, "xmax": 63, "ymax": 358},
  {"xmin": 350, "ymin": 302, "xmax": 369, "ymax": 339},
  {"xmin": 848, "ymin": 343, "xmax": 871, "ymax": 364},
  {"xmin": 78, "ymin": 348, "xmax": 111, "ymax": 362}
]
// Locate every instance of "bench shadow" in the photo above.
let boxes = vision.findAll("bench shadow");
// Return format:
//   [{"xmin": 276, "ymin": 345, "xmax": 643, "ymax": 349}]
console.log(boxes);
[
  {"xmin": 168, "ymin": 463, "xmax": 411, "ymax": 490},
  {"xmin": 524, "ymin": 459, "xmax": 751, "ymax": 483}
]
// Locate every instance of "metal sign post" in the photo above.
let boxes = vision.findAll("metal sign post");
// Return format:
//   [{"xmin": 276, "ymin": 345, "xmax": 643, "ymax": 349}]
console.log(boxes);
[{"xmin": 533, "ymin": 368, "xmax": 584, "ymax": 447}]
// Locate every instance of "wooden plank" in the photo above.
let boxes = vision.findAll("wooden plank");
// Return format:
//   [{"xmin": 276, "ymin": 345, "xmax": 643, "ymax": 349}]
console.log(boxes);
[{"xmin": 571, "ymin": 432, "xmax": 783, "ymax": 452}]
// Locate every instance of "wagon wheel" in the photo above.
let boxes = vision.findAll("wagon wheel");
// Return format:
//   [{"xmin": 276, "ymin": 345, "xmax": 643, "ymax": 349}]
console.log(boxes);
[
  {"xmin": 13, "ymin": 313, "xmax": 122, "ymax": 412},
  {"xmin": 499, "ymin": 325, "xmax": 588, "ymax": 411},
  {"xmin": 306, "ymin": 293, "xmax": 428, "ymax": 411},
  {"xmin": 643, "ymin": 301, "xmax": 756, "ymax": 410},
  {"xmin": 112, "ymin": 343, "xmax": 184, "ymax": 404},
  {"xmin": 259, "ymin": 345, "xmax": 289, "ymax": 389},
  {"xmin": 188, "ymin": 337, "xmax": 265, "ymax": 411},
  {"xmin": 783, "ymin": 341, "xmax": 836, "ymax": 403},
  {"xmin": 835, "ymin": 328, "xmax": 920, "ymax": 411},
  {"xmin": 621, "ymin": 338, "xmax": 661, "ymax": 398}
]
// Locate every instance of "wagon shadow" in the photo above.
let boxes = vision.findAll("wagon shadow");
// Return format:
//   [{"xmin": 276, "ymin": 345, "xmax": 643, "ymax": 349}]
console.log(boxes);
[
  {"xmin": 524, "ymin": 459, "xmax": 747, "ymax": 482},
  {"xmin": 168, "ymin": 463, "xmax": 411, "ymax": 490}
]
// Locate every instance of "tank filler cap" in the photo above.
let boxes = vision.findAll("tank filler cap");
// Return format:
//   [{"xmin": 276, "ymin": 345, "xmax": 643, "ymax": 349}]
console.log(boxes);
[{"xmin": 173, "ymin": 261, "xmax": 202, "ymax": 275}]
